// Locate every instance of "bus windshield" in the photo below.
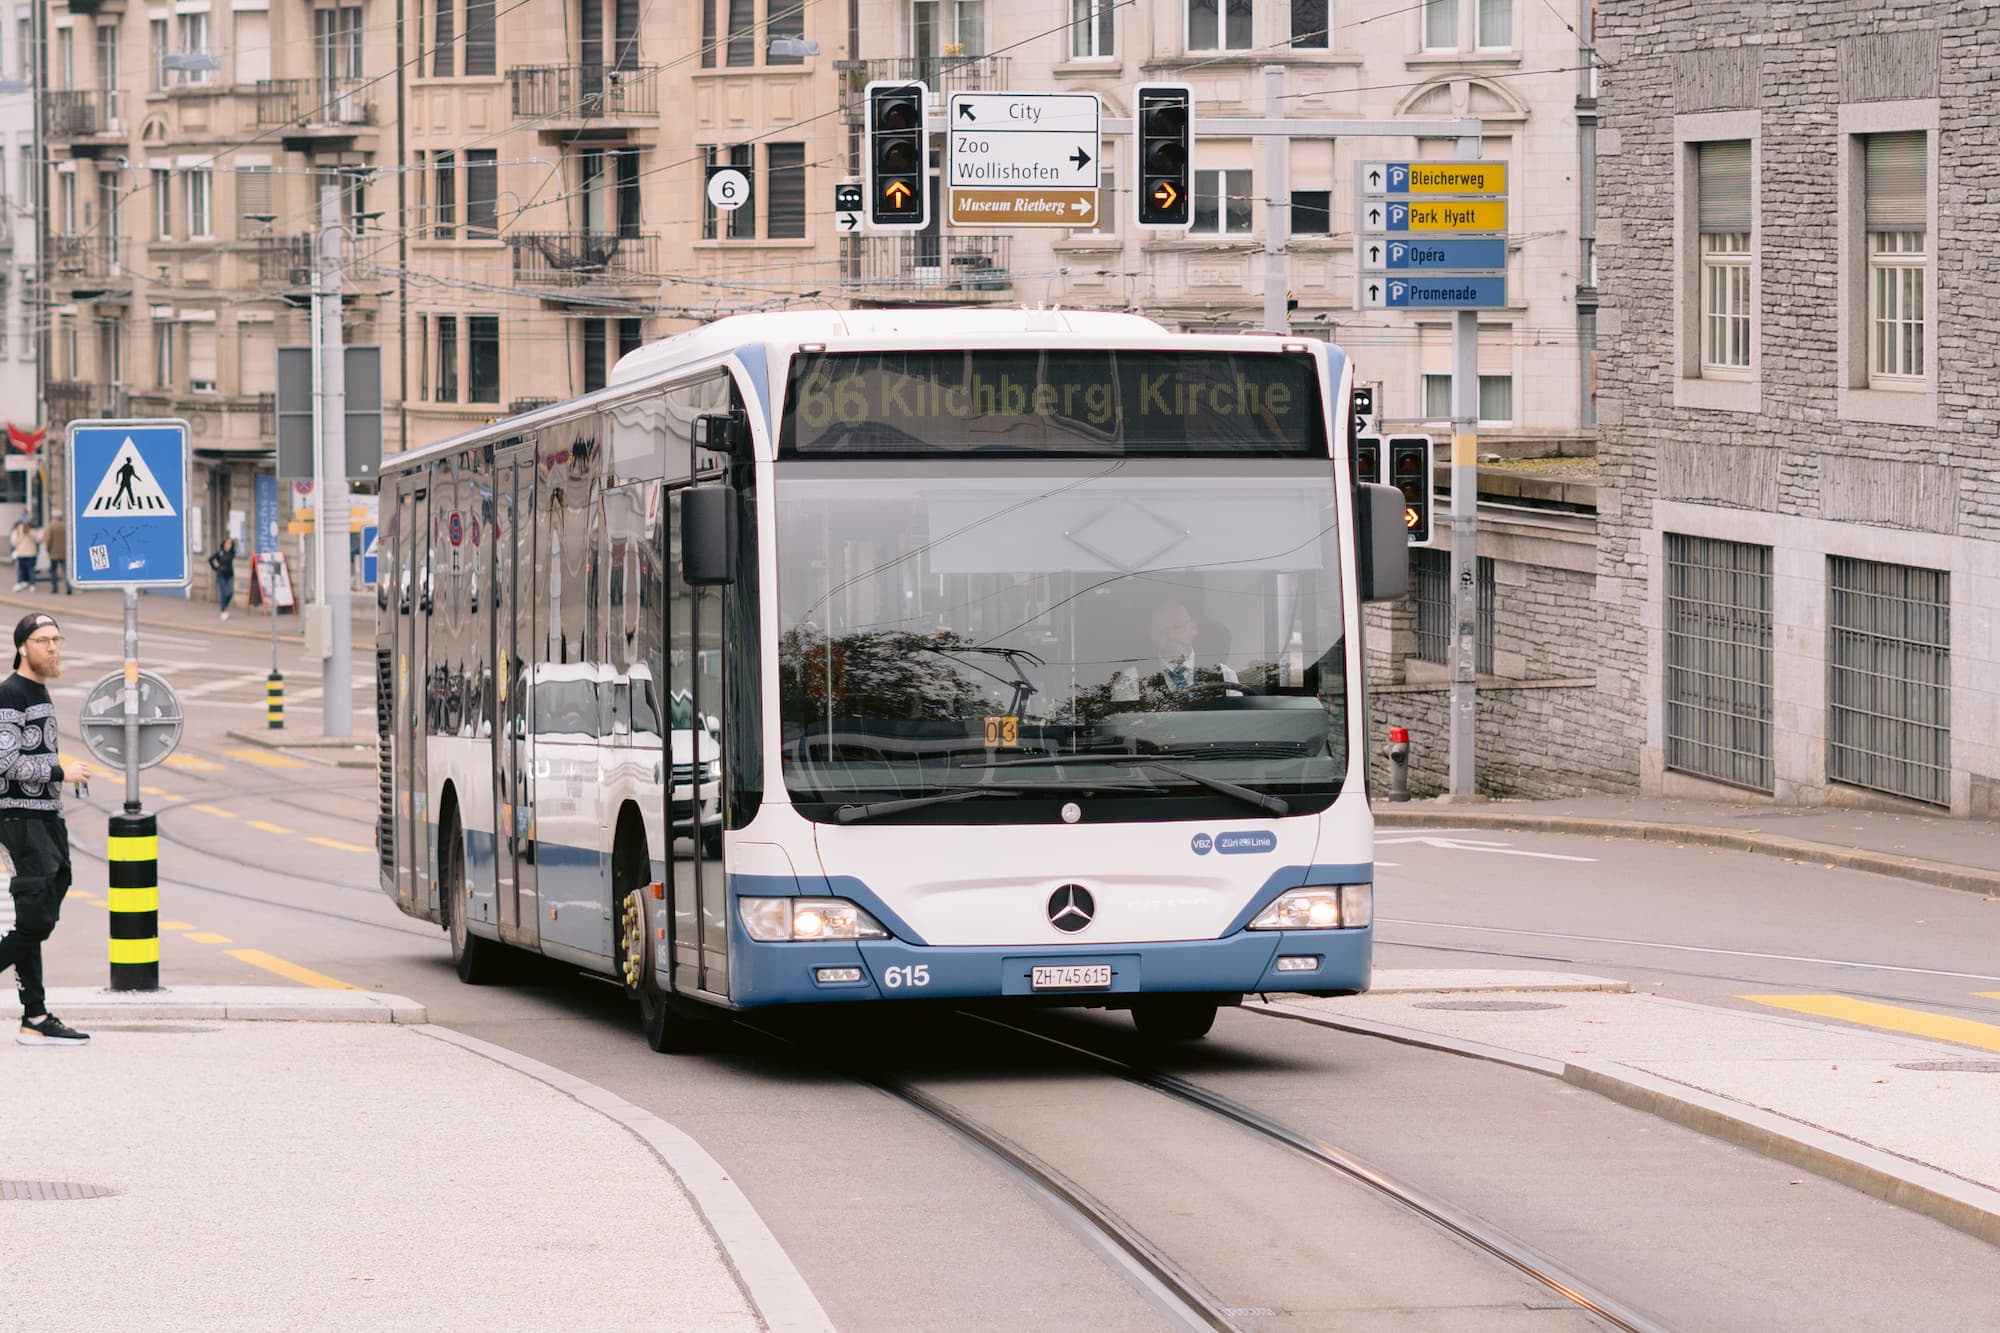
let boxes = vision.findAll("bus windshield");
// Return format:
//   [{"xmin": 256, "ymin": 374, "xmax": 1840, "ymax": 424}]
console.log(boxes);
[{"xmin": 775, "ymin": 458, "xmax": 1349, "ymax": 821}]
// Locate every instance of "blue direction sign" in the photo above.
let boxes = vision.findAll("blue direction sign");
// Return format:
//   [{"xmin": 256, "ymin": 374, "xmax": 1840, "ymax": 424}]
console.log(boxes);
[
  {"xmin": 68, "ymin": 419, "xmax": 192, "ymax": 588},
  {"xmin": 1360, "ymin": 237, "xmax": 1506, "ymax": 272},
  {"xmin": 1362, "ymin": 276, "xmax": 1508, "ymax": 310}
]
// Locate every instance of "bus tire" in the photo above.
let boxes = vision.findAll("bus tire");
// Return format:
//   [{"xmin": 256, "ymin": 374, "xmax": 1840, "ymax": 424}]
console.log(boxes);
[
  {"xmin": 441, "ymin": 809, "xmax": 503, "ymax": 985},
  {"xmin": 1130, "ymin": 995, "xmax": 1219, "ymax": 1043},
  {"xmin": 639, "ymin": 985, "xmax": 724, "ymax": 1054}
]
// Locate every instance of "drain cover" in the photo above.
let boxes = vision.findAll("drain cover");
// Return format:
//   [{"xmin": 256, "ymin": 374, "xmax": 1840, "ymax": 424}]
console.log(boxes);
[
  {"xmin": 1, "ymin": 1181, "xmax": 116, "ymax": 1200},
  {"xmin": 1413, "ymin": 999, "xmax": 1565, "ymax": 1012},
  {"xmin": 1894, "ymin": 1060, "xmax": 2000, "ymax": 1074}
]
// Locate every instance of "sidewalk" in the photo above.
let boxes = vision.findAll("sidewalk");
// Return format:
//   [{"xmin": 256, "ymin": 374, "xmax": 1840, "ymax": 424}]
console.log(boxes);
[
  {"xmin": 1, "ymin": 987, "xmax": 831, "ymax": 1332},
  {"xmin": 1264, "ymin": 967, "xmax": 2000, "ymax": 1250},
  {"xmin": 1377, "ymin": 794, "xmax": 2000, "ymax": 896},
  {"xmin": 0, "ymin": 580, "xmax": 375, "ymax": 647}
]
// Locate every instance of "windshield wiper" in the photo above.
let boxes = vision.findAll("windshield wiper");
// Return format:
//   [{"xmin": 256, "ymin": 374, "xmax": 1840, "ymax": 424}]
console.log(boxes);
[
  {"xmin": 834, "ymin": 780, "xmax": 1152, "ymax": 824},
  {"xmin": 962, "ymin": 755, "xmax": 1289, "ymax": 817}
]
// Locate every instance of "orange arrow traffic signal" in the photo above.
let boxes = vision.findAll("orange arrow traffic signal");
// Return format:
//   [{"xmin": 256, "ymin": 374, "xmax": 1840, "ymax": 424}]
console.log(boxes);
[
  {"xmin": 1405, "ymin": 506, "xmax": 1420, "ymax": 530},
  {"xmin": 884, "ymin": 180, "xmax": 912, "ymax": 205},
  {"xmin": 1152, "ymin": 182, "xmax": 1179, "ymax": 209}
]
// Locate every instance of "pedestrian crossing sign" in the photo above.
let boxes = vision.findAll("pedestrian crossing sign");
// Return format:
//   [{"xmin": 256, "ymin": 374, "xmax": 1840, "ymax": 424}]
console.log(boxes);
[{"xmin": 68, "ymin": 418, "xmax": 192, "ymax": 589}]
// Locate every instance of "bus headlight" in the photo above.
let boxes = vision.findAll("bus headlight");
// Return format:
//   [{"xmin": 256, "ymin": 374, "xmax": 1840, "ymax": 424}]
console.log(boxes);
[
  {"xmin": 739, "ymin": 896, "xmax": 891, "ymax": 942},
  {"xmin": 1248, "ymin": 884, "xmax": 1372, "ymax": 930}
]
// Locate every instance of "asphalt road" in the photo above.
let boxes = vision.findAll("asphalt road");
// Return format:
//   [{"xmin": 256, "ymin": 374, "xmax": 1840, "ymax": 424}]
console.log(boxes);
[{"xmin": 27, "ymin": 616, "xmax": 2000, "ymax": 1330}]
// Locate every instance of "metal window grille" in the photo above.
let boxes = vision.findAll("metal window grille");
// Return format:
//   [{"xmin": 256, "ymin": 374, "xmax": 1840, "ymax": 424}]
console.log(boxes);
[
  {"xmin": 1827, "ymin": 557, "xmax": 1950, "ymax": 807},
  {"xmin": 1664, "ymin": 533, "xmax": 1773, "ymax": 791},
  {"xmin": 1412, "ymin": 549, "xmax": 1494, "ymax": 673}
]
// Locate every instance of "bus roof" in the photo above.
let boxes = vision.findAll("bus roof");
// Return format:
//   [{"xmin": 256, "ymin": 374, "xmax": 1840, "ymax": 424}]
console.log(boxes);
[{"xmin": 607, "ymin": 308, "xmax": 1173, "ymax": 387}]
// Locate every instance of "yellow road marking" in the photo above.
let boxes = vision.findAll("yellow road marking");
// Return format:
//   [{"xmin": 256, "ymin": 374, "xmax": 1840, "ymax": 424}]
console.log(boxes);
[
  {"xmin": 161, "ymin": 920, "xmax": 197, "ymax": 930},
  {"xmin": 140, "ymin": 785, "xmax": 166, "ymax": 797},
  {"xmin": 226, "ymin": 747, "xmax": 307, "ymax": 770},
  {"xmin": 1744, "ymin": 994, "xmax": 2000, "ymax": 1054},
  {"xmin": 185, "ymin": 932, "xmax": 233, "ymax": 944},
  {"xmin": 247, "ymin": 820, "xmax": 294, "ymax": 835},
  {"xmin": 192, "ymin": 804, "xmax": 238, "ymax": 818},
  {"xmin": 224, "ymin": 948, "xmax": 359, "ymax": 990},
  {"xmin": 307, "ymin": 835, "xmax": 371, "ymax": 854},
  {"xmin": 162, "ymin": 753, "xmax": 225, "ymax": 773},
  {"xmin": 1978, "ymin": 992, "xmax": 2000, "ymax": 1001}
]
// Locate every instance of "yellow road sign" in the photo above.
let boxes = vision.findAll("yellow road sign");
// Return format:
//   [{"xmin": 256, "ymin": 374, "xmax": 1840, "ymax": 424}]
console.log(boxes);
[{"xmin": 1400, "ymin": 199, "xmax": 1506, "ymax": 232}]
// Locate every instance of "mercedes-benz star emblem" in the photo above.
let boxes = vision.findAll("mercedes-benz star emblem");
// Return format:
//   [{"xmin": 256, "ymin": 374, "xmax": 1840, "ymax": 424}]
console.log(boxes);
[{"xmin": 1047, "ymin": 884, "xmax": 1095, "ymax": 933}]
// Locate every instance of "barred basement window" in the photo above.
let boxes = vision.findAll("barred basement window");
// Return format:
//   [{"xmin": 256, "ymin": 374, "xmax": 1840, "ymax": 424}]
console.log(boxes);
[
  {"xmin": 1411, "ymin": 548, "xmax": 1493, "ymax": 674},
  {"xmin": 1664, "ymin": 533, "xmax": 1773, "ymax": 792},
  {"xmin": 1827, "ymin": 557, "xmax": 1949, "ymax": 808}
]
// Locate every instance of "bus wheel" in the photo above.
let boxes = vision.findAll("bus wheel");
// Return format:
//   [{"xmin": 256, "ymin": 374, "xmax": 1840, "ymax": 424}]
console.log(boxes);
[
  {"xmin": 620, "ymin": 881, "xmax": 721, "ymax": 1054},
  {"xmin": 1130, "ymin": 996, "xmax": 1218, "ymax": 1043},
  {"xmin": 442, "ymin": 813, "xmax": 502, "ymax": 985}
]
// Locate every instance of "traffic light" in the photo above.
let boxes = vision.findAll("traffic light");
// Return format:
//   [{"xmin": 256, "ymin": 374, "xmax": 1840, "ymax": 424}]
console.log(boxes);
[
  {"xmin": 866, "ymin": 81, "xmax": 929, "ymax": 229},
  {"xmin": 1388, "ymin": 436, "xmax": 1433, "ymax": 545},
  {"xmin": 1353, "ymin": 435, "xmax": 1381, "ymax": 486},
  {"xmin": 1135, "ymin": 84, "xmax": 1192, "ymax": 229},
  {"xmin": 1349, "ymin": 383, "xmax": 1375, "ymax": 438}
]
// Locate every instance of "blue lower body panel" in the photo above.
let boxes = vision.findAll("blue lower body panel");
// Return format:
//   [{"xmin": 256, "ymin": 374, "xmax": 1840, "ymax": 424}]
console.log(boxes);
[{"xmin": 729, "ymin": 927, "xmax": 1371, "ymax": 1008}]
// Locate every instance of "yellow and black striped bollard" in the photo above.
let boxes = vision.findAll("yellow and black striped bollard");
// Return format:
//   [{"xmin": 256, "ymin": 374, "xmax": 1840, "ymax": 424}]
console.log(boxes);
[
  {"xmin": 108, "ymin": 812, "xmax": 160, "ymax": 991},
  {"xmin": 267, "ymin": 669, "xmax": 284, "ymax": 730}
]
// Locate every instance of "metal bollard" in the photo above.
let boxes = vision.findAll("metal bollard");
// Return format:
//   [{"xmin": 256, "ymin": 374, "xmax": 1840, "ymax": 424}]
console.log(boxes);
[
  {"xmin": 1383, "ymin": 726, "xmax": 1411, "ymax": 803},
  {"xmin": 107, "ymin": 811, "xmax": 160, "ymax": 991},
  {"xmin": 267, "ymin": 670, "xmax": 284, "ymax": 730}
]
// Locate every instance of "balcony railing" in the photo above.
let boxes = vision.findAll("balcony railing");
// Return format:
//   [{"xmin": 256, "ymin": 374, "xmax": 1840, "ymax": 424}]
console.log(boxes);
[
  {"xmin": 47, "ymin": 381, "xmax": 97, "ymax": 427},
  {"xmin": 509, "ymin": 65, "xmax": 661, "ymax": 121},
  {"xmin": 507, "ymin": 231, "xmax": 659, "ymax": 286},
  {"xmin": 49, "ymin": 233, "xmax": 125, "ymax": 282},
  {"xmin": 508, "ymin": 396, "xmax": 559, "ymax": 415},
  {"xmin": 44, "ymin": 89, "xmax": 124, "ymax": 138},
  {"xmin": 254, "ymin": 234, "xmax": 315, "ymax": 287},
  {"xmin": 842, "ymin": 234, "xmax": 1012, "ymax": 296},
  {"xmin": 841, "ymin": 55, "xmax": 1008, "ymax": 124},
  {"xmin": 253, "ymin": 77, "xmax": 376, "ymax": 130}
]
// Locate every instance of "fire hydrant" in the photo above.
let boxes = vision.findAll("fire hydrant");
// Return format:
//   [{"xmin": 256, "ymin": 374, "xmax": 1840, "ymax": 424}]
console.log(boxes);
[{"xmin": 1383, "ymin": 726, "xmax": 1411, "ymax": 802}]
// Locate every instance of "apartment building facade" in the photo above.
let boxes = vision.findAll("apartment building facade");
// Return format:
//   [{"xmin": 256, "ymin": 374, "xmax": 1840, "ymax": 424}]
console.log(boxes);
[
  {"xmin": 2, "ymin": 6, "xmax": 36, "ymax": 532},
  {"xmin": 35, "ymin": 0, "xmax": 393, "ymax": 586},
  {"xmin": 1592, "ymin": 11, "xmax": 1998, "ymax": 815}
]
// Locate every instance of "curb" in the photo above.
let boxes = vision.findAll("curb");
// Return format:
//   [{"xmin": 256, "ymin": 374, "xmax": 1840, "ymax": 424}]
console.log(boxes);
[
  {"xmin": 12, "ymin": 985, "xmax": 426, "ymax": 1023},
  {"xmin": 419, "ymin": 1025, "xmax": 835, "ymax": 1333},
  {"xmin": 1374, "ymin": 808, "xmax": 2000, "ymax": 898},
  {"xmin": 226, "ymin": 728, "xmax": 378, "ymax": 769},
  {"xmin": 1247, "ymin": 999, "xmax": 2000, "ymax": 1253},
  {"xmin": 0, "ymin": 589, "xmax": 318, "ymax": 646}
]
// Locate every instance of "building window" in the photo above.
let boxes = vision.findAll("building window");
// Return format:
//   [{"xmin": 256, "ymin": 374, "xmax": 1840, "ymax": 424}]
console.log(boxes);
[
  {"xmin": 1188, "ymin": 0, "xmax": 1251, "ymax": 50},
  {"xmin": 1864, "ymin": 131, "xmax": 1926, "ymax": 386},
  {"xmin": 237, "ymin": 165, "xmax": 273, "ymax": 219},
  {"xmin": 1476, "ymin": 0, "xmax": 1510, "ymax": 48},
  {"xmin": 155, "ymin": 321, "xmax": 175, "ymax": 388},
  {"xmin": 1664, "ymin": 533, "xmax": 1773, "ymax": 793},
  {"xmin": 701, "ymin": 0, "xmax": 760, "ymax": 67},
  {"xmin": 465, "ymin": 149, "xmax": 498, "ymax": 237},
  {"xmin": 702, "ymin": 145, "xmax": 754, "ymax": 240},
  {"xmin": 154, "ymin": 170, "xmax": 172, "ymax": 239},
  {"xmin": 1291, "ymin": 189, "xmax": 1331, "ymax": 236},
  {"xmin": 1192, "ymin": 168, "xmax": 1251, "ymax": 234},
  {"xmin": 431, "ymin": 0, "xmax": 454, "ymax": 76},
  {"xmin": 150, "ymin": 17, "xmax": 168, "ymax": 88},
  {"xmin": 468, "ymin": 315, "xmax": 499, "ymax": 403},
  {"xmin": 1826, "ymin": 557, "xmax": 1950, "ymax": 808},
  {"xmin": 767, "ymin": 142, "xmax": 805, "ymax": 239},
  {"xmin": 184, "ymin": 168, "xmax": 212, "ymax": 237},
  {"xmin": 1422, "ymin": 373, "xmax": 1514, "ymax": 424},
  {"xmin": 1696, "ymin": 140, "xmax": 1751, "ymax": 376},
  {"xmin": 175, "ymin": 12, "xmax": 211, "ymax": 84},
  {"xmin": 464, "ymin": 0, "xmax": 495, "ymax": 75},
  {"xmin": 1071, "ymin": 0, "xmax": 1113, "ymax": 56},
  {"xmin": 1423, "ymin": 0, "xmax": 1453, "ymax": 49},
  {"xmin": 432, "ymin": 151, "xmax": 457, "ymax": 238},
  {"xmin": 188, "ymin": 324, "xmax": 218, "ymax": 394},
  {"xmin": 1412, "ymin": 549, "xmax": 1494, "ymax": 673},
  {"xmin": 433, "ymin": 316, "xmax": 459, "ymax": 401},
  {"xmin": 1291, "ymin": 0, "xmax": 1328, "ymax": 48},
  {"xmin": 767, "ymin": 0, "xmax": 804, "ymax": 64}
]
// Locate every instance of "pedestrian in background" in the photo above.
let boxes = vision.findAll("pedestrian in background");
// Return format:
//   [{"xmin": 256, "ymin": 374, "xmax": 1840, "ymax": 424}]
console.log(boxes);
[
  {"xmin": 0, "ymin": 612, "xmax": 90, "ymax": 1045},
  {"xmin": 41, "ymin": 517, "xmax": 68, "ymax": 595},
  {"xmin": 8, "ymin": 517, "xmax": 37, "ymax": 591},
  {"xmin": 209, "ymin": 533, "xmax": 238, "ymax": 621}
]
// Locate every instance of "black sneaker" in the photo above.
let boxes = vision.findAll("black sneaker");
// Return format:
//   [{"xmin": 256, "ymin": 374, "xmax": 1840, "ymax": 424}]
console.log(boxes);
[{"xmin": 18, "ymin": 1013, "xmax": 89, "ymax": 1046}]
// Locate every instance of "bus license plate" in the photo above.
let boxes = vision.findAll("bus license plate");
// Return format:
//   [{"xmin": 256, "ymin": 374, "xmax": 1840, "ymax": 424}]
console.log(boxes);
[{"xmin": 1031, "ymin": 964, "xmax": 1112, "ymax": 991}]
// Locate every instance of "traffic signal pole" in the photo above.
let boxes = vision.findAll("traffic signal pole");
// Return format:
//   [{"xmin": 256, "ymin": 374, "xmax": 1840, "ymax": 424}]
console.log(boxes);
[
  {"xmin": 1447, "ymin": 130, "xmax": 1484, "ymax": 797},
  {"xmin": 318, "ymin": 183, "xmax": 354, "ymax": 738}
]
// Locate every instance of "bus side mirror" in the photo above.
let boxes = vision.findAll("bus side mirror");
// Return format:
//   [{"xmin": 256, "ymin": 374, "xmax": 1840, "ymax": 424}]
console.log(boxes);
[
  {"xmin": 682, "ymin": 483, "xmax": 738, "ymax": 586},
  {"xmin": 1355, "ymin": 482, "xmax": 1410, "ymax": 602}
]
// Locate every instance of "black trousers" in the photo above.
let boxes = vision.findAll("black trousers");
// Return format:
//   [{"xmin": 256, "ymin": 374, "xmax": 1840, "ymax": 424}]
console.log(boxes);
[{"xmin": 0, "ymin": 818, "xmax": 72, "ymax": 1019}]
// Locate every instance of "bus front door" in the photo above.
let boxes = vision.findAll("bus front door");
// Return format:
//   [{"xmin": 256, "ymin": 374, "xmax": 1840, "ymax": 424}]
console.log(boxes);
[
  {"xmin": 397, "ymin": 479, "xmax": 434, "ymax": 920},
  {"xmin": 495, "ymin": 448, "xmax": 540, "ymax": 947}
]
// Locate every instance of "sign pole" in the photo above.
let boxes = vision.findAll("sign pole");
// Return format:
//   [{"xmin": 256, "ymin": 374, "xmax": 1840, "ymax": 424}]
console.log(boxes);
[
  {"xmin": 122, "ymin": 587, "xmax": 140, "ymax": 813},
  {"xmin": 1261, "ymin": 66, "xmax": 1288, "ymax": 334},
  {"xmin": 1447, "ymin": 131, "xmax": 1485, "ymax": 798},
  {"xmin": 318, "ymin": 183, "xmax": 353, "ymax": 738}
]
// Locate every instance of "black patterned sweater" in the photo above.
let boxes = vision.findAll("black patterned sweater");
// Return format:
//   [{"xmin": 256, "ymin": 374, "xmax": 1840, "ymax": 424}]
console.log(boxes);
[{"xmin": 0, "ymin": 672, "xmax": 66, "ymax": 818}]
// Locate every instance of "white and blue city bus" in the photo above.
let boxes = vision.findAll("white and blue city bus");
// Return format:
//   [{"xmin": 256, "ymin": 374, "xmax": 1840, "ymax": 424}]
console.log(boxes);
[{"xmin": 376, "ymin": 309, "xmax": 1410, "ymax": 1050}]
